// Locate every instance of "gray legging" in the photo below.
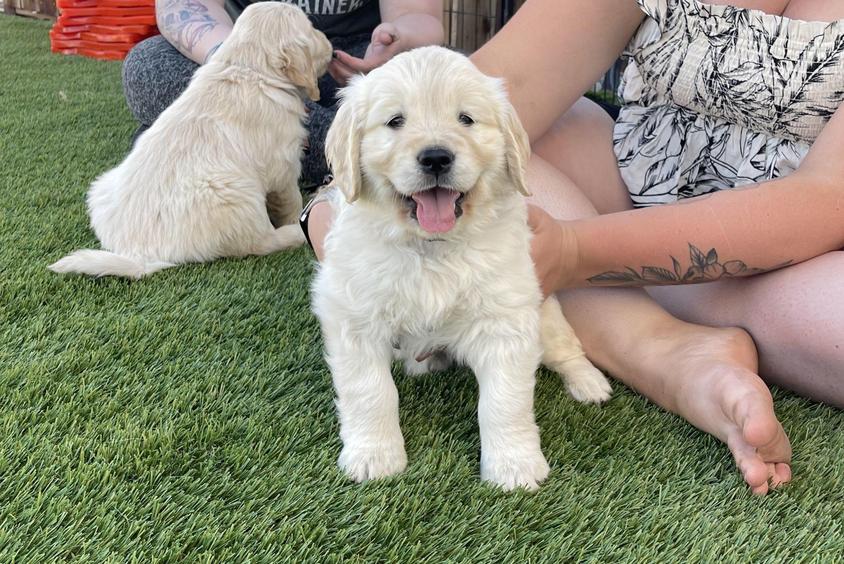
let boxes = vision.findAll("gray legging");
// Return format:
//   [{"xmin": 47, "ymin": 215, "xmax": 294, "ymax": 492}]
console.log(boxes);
[{"xmin": 121, "ymin": 33, "xmax": 370, "ymax": 188}]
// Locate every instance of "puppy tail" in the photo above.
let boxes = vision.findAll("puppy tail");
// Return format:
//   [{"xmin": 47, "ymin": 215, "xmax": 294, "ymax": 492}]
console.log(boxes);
[{"xmin": 48, "ymin": 250, "xmax": 174, "ymax": 279}]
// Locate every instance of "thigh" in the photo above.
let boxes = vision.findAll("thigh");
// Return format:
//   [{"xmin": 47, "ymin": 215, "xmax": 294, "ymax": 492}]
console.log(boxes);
[
  {"xmin": 647, "ymin": 251, "xmax": 844, "ymax": 406},
  {"xmin": 525, "ymin": 151, "xmax": 600, "ymax": 220},
  {"xmin": 122, "ymin": 35, "xmax": 198, "ymax": 126},
  {"xmin": 533, "ymin": 96, "xmax": 633, "ymax": 215}
]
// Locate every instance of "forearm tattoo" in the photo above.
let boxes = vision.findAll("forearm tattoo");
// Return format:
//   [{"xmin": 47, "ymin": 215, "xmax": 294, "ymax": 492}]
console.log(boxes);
[
  {"xmin": 587, "ymin": 244, "xmax": 793, "ymax": 286},
  {"xmin": 158, "ymin": 0, "xmax": 218, "ymax": 55}
]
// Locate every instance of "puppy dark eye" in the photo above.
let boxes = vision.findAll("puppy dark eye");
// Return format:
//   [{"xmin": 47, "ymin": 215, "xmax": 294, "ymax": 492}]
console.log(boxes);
[
  {"xmin": 458, "ymin": 113, "xmax": 474, "ymax": 126},
  {"xmin": 386, "ymin": 115, "xmax": 405, "ymax": 129}
]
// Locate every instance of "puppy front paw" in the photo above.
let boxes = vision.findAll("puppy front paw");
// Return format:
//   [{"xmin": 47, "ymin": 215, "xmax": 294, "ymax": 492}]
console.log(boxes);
[
  {"xmin": 338, "ymin": 441, "xmax": 408, "ymax": 482},
  {"xmin": 481, "ymin": 447, "xmax": 550, "ymax": 491},
  {"xmin": 559, "ymin": 357, "xmax": 612, "ymax": 404}
]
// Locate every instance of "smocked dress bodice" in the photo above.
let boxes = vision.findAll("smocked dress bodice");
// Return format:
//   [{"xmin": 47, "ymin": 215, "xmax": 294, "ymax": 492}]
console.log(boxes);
[{"xmin": 614, "ymin": 0, "xmax": 844, "ymax": 206}]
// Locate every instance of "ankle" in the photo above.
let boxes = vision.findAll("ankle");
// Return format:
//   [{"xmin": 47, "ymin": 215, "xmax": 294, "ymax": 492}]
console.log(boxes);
[{"xmin": 592, "ymin": 311, "xmax": 687, "ymax": 376}]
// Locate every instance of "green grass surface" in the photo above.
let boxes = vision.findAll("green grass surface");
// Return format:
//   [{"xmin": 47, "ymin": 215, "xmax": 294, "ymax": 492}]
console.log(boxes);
[{"xmin": 2, "ymin": 15, "xmax": 843, "ymax": 561}]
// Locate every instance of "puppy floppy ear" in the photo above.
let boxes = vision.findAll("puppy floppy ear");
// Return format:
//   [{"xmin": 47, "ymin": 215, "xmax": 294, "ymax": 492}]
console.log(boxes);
[
  {"xmin": 325, "ymin": 86, "xmax": 363, "ymax": 202},
  {"xmin": 501, "ymin": 101, "xmax": 532, "ymax": 196},
  {"xmin": 276, "ymin": 49, "xmax": 321, "ymax": 101}
]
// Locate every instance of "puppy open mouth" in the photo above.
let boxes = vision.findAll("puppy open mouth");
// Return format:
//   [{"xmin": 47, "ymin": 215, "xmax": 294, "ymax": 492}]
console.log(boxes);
[{"xmin": 404, "ymin": 187, "xmax": 466, "ymax": 233}]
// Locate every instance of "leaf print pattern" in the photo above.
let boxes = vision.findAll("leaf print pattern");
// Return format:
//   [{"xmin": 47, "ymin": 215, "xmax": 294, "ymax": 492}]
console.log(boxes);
[{"xmin": 614, "ymin": 0, "xmax": 844, "ymax": 208}]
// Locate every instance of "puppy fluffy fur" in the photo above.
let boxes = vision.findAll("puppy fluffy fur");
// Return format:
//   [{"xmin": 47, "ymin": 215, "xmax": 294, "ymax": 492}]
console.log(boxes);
[
  {"xmin": 49, "ymin": 3, "xmax": 332, "ymax": 279},
  {"xmin": 312, "ymin": 46, "xmax": 611, "ymax": 491}
]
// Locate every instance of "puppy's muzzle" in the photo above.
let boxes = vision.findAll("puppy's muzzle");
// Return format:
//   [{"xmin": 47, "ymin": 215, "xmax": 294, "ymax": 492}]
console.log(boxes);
[
  {"xmin": 403, "ymin": 147, "xmax": 466, "ymax": 234},
  {"xmin": 403, "ymin": 187, "xmax": 465, "ymax": 235},
  {"xmin": 417, "ymin": 147, "xmax": 454, "ymax": 176}
]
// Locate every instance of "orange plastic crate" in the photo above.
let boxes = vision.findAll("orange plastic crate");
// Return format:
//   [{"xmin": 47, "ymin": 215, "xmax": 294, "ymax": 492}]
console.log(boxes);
[
  {"xmin": 89, "ymin": 23, "xmax": 155, "ymax": 34},
  {"xmin": 50, "ymin": 0, "xmax": 159, "ymax": 60}
]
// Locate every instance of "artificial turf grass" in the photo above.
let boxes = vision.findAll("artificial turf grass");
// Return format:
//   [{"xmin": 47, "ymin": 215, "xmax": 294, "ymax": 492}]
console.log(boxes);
[{"xmin": 2, "ymin": 14, "xmax": 844, "ymax": 561}]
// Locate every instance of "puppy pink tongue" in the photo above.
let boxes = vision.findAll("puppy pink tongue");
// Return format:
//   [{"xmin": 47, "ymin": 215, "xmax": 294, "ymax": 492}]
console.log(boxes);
[{"xmin": 411, "ymin": 188, "xmax": 460, "ymax": 233}]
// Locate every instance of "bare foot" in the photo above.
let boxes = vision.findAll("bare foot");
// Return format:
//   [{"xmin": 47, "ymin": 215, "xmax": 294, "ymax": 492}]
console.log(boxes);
[{"xmin": 631, "ymin": 326, "xmax": 792, "ymax": 495}]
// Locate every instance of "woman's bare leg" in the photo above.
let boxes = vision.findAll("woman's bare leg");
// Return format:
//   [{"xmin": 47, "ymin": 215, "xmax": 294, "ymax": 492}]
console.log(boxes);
[
  {"xmin": 538, "ymin": 98, "xmax": 843, "ymax": 407},
  {"xmin": 533, "ymin": 98, "xmax": 633, "ymax": 215},
  {"xmin": 531, "ymin": 98, "xmax": 792, "ymax": 493},
  {"xmin": 647, "ymin": 252, "xmax": 844, "ymax": 406}
]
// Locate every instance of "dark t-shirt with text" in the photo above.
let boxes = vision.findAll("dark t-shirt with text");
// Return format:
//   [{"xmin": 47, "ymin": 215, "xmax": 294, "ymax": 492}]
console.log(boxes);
[{"xmin": 225, "ymin": 0, "xmax": 381, "ymax": 39}]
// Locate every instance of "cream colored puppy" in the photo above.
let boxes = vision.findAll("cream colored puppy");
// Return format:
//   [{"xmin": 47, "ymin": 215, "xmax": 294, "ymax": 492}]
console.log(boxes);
[
  {"xmin": 312, "ymin": 47, "xmax": 611, "ymax": 491},
  {"xmin": 49, "ymin": 3, "xmax": 332, "ymax": 279}
]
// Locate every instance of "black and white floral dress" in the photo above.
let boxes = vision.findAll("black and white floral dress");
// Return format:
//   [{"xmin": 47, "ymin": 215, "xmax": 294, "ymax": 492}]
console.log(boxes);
[{"xmin": 614, "ymin": 0, "xmax": 844, "ymax": 207}]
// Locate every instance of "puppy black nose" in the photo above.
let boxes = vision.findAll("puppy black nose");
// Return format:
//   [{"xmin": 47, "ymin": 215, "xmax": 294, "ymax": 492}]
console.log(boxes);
[{"xmin": 417, "ymin": 147, "xmax": 454, "ymax": 175}]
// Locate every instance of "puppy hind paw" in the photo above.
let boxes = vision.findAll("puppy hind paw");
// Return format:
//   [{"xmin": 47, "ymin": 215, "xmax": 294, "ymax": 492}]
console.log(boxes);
[
  {"xmin": 253, "ymin": 224, "xmax": 306, "ymax": 255},
  {"xmin": 338, "ymin": 442, "xmax": 408, "ymax": 482},
  {"xmin": 274, "ymin": 224, "xmax": 306, "ymax": 248},
  {"xmin": 558, "ymin": 357, "xmax": 612, "ymax": 404},
  {"xmin": 481, "ymin": 449, "xmax": 550, "ymax": 491}
]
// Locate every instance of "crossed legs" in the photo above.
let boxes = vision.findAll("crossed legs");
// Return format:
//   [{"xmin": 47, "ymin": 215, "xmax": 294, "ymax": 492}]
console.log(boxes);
[
  {"xmin": 535, "ymin": 97, "xmax": 844, "ymax": 406},
  {"xmin": 529, "ymin": 97, "xmax": 799, "ymax": 494}
]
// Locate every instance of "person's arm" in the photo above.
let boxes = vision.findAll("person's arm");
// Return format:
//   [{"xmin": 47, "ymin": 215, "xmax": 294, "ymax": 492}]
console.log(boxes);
[
  {"xmin": 470, "ymin": 0, "xmax": 644, "ymax": 142},
  {"xmin": 155, "ymin": 0, "xmax": 234, "ymax": 64},
  {"xmin": 329, "ymin": 0, "xmax": 444, "ymax": 85},
  {"xmin": 379, "ymin": 0, "xmax": 444, "ymax": 49},
  {"xmin": 542, "ymin": 104, "xmax": 844, "ymax": 289}
]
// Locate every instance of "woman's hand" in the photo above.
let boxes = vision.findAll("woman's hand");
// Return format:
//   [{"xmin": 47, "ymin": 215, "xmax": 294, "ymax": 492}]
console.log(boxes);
[
  {"xmin": 328, "ymin": 0, "xmax": 444, "ymax": 86},
  {"xmin": 329, "ymin": 23, "xmax": 403, "ymax": 86},
  {"xmin": 528, "ymin": 205, "xmax": 579, "ymax": 297}
]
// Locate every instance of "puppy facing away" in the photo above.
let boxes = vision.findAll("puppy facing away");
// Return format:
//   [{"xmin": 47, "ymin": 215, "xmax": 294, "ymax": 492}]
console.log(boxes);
[
  {"xmin": 49, "ymin": 3, "xmax": 333, "ymax": 279},
  {"xmin": 312, "ymin": 46, "xmax": 612, "ymax": 491}
]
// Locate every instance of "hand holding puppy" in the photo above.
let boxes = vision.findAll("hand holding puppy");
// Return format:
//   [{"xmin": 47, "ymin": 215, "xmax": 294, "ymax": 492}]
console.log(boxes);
[{"xmin": 527, "ymin": 205, "xmax": 580, "ymax": 296}]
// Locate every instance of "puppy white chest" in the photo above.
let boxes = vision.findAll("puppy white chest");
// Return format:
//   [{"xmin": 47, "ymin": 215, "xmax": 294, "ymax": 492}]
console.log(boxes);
[{"xmin": 333, "ymin": 239, "xmax": 478, "ymax": 339}]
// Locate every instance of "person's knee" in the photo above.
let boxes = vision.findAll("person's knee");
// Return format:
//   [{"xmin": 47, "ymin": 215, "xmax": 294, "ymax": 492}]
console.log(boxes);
[
  {"xmin": 533, "ymin": 97, "xmax": 631, "ymax": 215},
  {"xmin": 122, "ymin": 35, "xmax": 198, "ymax": 126},
  {"xmin": 534, "ymin": 97, "xmax": 616, "ymax": 157},
  {"xmin": 525, "ymin": 154, "xmax": 599, "ymax": 220}
]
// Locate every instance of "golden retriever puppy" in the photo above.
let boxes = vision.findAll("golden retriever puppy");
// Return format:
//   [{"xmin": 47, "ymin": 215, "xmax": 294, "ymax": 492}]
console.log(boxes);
[
  {"xmin": 49, "ymin": 3, "xmax": 332, "ymax": 279},
  {"xmin": 312, "ymin": 47, "xmax": 611, "ymax": 491}
]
